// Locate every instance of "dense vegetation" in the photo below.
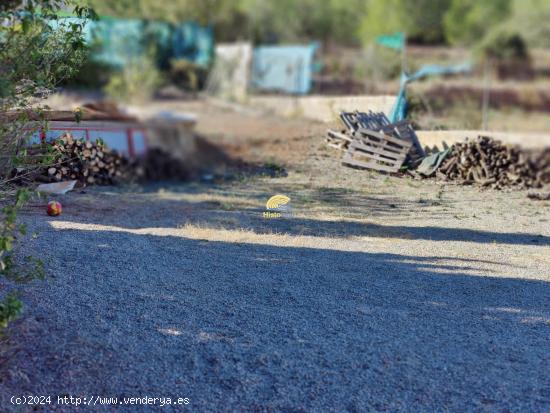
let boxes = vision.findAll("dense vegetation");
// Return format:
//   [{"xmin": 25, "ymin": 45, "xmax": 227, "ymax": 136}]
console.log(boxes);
[
  {"xmin": 88, "ymin": 0, "xmax": 550, "ymax": 48},
  {"xmin": 0, "ymin": 0, "xmax": 92, "ymax": 330}
]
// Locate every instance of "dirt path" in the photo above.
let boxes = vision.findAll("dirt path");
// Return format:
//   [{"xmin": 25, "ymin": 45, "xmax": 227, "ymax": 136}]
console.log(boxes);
[{"xmin": 1, "ymin": 102, "xmax": 549, "ymax": 412}]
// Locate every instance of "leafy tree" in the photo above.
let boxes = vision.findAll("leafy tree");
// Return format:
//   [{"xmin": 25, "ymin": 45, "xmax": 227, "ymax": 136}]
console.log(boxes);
[
  {"xmin": 327, "ymin": 0, "xmax": 368, "ymax": 46},
  {"xmin": 89, "ymin": 0, "xmax": 247, "ymax": 41},
  {"xmin": 89, "ymin": 0, "xmax": 367, "ymax": 46},
  {"xmin": 444, "ymin": 0, "xmax": 511, "ymax": 46},
  {"xmin": 85, "ymin": 0, "xmax": 550, "ymax": 48},
  {"xmin": 0, "ymin": 0, "xmax": 93, "ymax": 330},
  {"xmin": 240, "ymin": 0, "xmax": 366, "ymax": 45},
  {"xmin": 359, "ymin": 0, "xmax": 451, "ymax": 46},
  {"xmin": 1, "ymin": 1, "xmax": 95, "ymax": 172},
  {"xmin": 504, "ymin": 0, "xmax": 550, "ymax": 48},
  {"xmin": 89, "ymin": 0, "xmax": 239, "ymax": 25},
  {"xmin": 239, "ymin": 0, "xmax": 325, "ymax": 43}
]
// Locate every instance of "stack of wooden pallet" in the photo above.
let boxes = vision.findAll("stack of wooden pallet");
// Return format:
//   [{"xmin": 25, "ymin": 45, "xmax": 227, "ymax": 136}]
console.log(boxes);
[{"xmin": 326, "ymin": 111, "xmax": 425, "ymax": 173}]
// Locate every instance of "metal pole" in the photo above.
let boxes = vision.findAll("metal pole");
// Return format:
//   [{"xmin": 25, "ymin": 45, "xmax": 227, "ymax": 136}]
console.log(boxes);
[
  {"xmin": 401, "ymin": 32, "xmax": 407, "ymax": 73},
  {"xmin": 482, "ymin": 60, "xmax": 491, "ymax": 131}
]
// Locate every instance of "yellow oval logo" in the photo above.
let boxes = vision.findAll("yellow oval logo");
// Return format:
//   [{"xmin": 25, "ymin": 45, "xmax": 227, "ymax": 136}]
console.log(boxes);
[{"xmin": 266, "ymin": 194, "xmax": 290, "ymax": 210}]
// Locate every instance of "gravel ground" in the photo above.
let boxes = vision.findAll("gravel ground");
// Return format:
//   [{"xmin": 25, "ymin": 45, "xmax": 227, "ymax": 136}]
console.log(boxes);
[{"xmin": 1, "ymin": 102, "xmax": 549, "ymax": 412}]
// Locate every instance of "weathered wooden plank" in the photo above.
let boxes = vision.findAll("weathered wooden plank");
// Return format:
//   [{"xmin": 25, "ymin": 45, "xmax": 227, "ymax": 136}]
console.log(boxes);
[
  {"xmin": 356, "ymin": 128, "xmax": 413, "ymax": 149},
  {"xmin": 355, "ymin": 140, "xmax": 405, "ymax": 157},
  {"xmin": 342, "ymin": 155, "xmax": 400, "ymax": 173},
  {"xmin": 343, "ymin": 142, "xmax": 406, "ymax": 171},
  {"xmin": 350, "ymin": 141, "xmax": 407, "ymax": 161},
  {"xmin": 351, "ymin": 150, "xmax": 402, "ymax": 165},
  {"xmin": 348, "ymin": 152, "xmax": 402, "ymax": 167},
  {"xmin": 327, "ymin": 129, "xmax": 353, "ymax": 142},
  {"xmin": 356, "ymin": 135, "xmax": 411, "ymax": 154},
  {"xmin": 389, "ymin": 123, "xmax": 425, "ymax": 158}
]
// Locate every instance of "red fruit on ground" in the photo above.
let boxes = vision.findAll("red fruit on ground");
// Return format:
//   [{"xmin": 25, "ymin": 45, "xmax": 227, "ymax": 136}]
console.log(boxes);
[{"xmin": 47, "ymin": 200, "xmax": 62, "ymax": 216}]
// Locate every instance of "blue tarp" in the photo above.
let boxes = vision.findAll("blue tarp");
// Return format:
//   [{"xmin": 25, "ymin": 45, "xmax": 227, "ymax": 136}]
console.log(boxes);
[
  {"xmin": 172, "ymin": 22, "xmax": 212, "ymax": 67},
  {"xmin": 49, "ymin": 17, "xmax": 214, "ymax": 69},
  {"xmin": 251, "ymin": 43, "xmax": 319, "ymax": 95}
]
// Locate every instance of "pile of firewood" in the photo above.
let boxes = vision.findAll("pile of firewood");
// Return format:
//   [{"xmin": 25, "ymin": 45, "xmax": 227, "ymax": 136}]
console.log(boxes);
[
  {"xmin": 6, "ymin": 132, "xmax": 202, "ymax": 187},
  {"xmin": 436, "ymin": 136, "xmax": 550, "ymax": 189},
  {"xmin": 40, "ymin": 133, "xmax": 129, "ymax": 185}
]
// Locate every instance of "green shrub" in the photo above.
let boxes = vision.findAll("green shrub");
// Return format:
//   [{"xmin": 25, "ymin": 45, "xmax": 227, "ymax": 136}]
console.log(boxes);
[
  {"xmin": 498, "ymin": 0, "xmax": 550, "ymax": 48},
  {"xmin": 169, "ymin": 59, "xmax": 208, "ymax": 92},
  {"xmin": 477, "ymin": 28, "xmax": 529, "ymax": 60},
  {"xmin": 104, "ymin": 55, "xmax": 163, "ymax": 103},
  {"xmin": 64, "ymin": 57, "xmax": 116, "ymax": 89},
  {"xmin": 0, "ymin": 189, "xmax": 45, "ymax": 331},
  {"xmin": 363, "ymin": 46, "xmax": 402, "ymax": 81},
  {"xmin": 0, "ymin": 294, "xmax": 23, "ymax": 330},
  {"xmin": 0, "ymin": 1, "xmax": 93, "ymax": 331},
  {"xmin": 359, "ymin": 0, "xmax": 450, "ymax": 46}
]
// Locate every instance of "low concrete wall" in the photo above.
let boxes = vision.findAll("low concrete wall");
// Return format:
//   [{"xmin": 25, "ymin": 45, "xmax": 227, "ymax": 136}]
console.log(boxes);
[
  {"xmin": 248, "ymin": 95, "xmax": 396, "ymax": 122},
  {"xmin": 417, "ymin": 130, "xmax": 550, "ymax": 150},
  {"xmin": 246, "ymin": 95, "xmax": 550, "ymax": 149}
]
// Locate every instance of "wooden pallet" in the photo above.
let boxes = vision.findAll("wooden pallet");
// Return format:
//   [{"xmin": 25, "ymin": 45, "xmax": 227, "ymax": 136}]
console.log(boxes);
[
  {"xmin": 342, "ymin": 128, "xmax": 412, "ymax": 173},
  {"xmin": 379, "ymin": 120, "xmax": 425, "ymax": 165},
  {"xmin": 338, "ymin": 111, "xmax": 425, "ymax": 166},
  {"xmin": 340, "ymin": 110, "xmax": 390, "ymax": 132},
  {"xmin": 326, "ymin": 129, "xmax": 353, "ymax": 150}
]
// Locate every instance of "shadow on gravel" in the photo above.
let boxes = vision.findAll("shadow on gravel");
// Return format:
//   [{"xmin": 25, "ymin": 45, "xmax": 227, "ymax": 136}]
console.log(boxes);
[
  {"xmin": 4, "ymin": 223, "xmax": 549, "ymax": 412},
  {"xmin": 248, "ymin": 216, "xmax": 550, "ymax": 246},
  {"xmin": 50, "ymin": 194, "xmax": 549, "ymax": 247}
]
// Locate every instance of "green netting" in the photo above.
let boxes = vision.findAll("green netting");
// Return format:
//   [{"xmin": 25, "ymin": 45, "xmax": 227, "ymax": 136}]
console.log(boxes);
[{"xmin": 389, "ymin": 62, "xmax": 472, "ymax": 122}]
